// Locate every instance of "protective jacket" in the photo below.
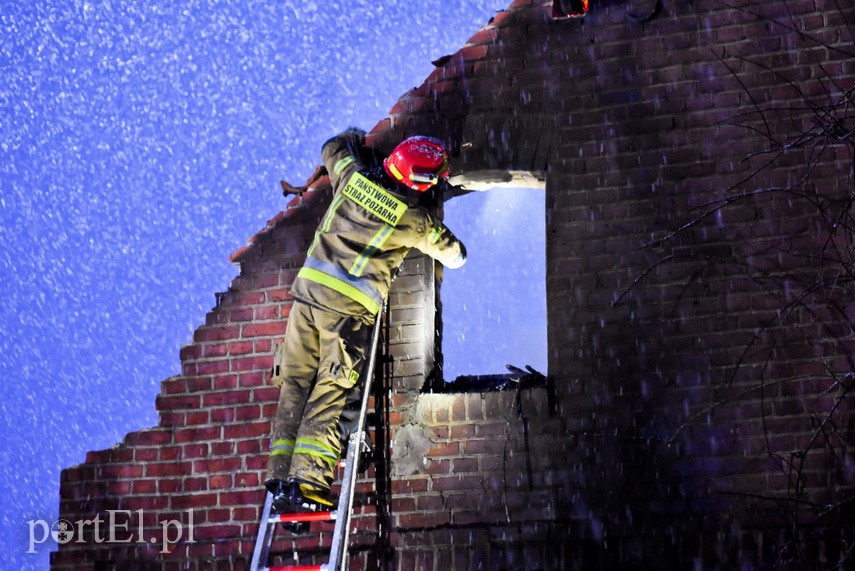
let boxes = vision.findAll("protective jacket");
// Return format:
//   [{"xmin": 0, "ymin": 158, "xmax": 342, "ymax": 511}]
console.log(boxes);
[
  {"xmin": 266, "ymin": 132, "xmax": 466, "ymax": 493},
  {"xmin": 290, "ymin": 132, "xmax": 466, "ymax": 318}
]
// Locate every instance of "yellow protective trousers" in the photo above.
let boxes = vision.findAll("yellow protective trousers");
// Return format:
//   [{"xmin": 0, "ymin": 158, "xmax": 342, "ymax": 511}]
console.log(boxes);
[{"xmin": 266, "ymin": 300, "xmax": 372, "ymax": 490}]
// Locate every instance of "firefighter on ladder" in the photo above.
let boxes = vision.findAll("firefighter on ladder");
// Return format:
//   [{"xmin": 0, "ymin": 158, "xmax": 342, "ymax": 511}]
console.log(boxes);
[{"xmin": 265, "ymin": 129, "xmax": 466, "ymax": 526}]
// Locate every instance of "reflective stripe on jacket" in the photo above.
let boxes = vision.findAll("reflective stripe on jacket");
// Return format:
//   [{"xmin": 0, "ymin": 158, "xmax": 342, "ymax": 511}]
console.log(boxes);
[{"xmin": 290, "ymin": 132, "xmax": 466, "ymax": 318}]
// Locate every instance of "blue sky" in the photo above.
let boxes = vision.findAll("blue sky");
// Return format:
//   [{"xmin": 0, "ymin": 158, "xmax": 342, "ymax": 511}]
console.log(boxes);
[{"xmin": 0, "ymin": 2, "xmax": 512, "ymax": 568}]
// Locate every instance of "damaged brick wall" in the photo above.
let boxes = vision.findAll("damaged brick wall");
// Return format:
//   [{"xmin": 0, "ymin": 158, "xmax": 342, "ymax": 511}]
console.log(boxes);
[{"xmin": 54, "ymin": 0, "xmax": 855, "ymax": 568}]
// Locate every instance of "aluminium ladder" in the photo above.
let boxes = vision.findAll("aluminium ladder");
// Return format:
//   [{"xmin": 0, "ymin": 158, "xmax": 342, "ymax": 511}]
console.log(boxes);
[{"xmin": 250, "ymin": 312, "xmax": 384, "ymax": 571}]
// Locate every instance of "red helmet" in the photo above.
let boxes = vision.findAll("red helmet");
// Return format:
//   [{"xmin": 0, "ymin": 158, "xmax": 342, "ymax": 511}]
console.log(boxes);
[{"xmin": 383, "ymin": 136, "xmax": 450, "ymax": 192}]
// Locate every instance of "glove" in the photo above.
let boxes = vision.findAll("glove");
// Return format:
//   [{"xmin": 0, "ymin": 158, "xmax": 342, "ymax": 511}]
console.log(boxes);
[
  {"xmin": 342, "ymin": 126, "xmax": 366, "ymax": 138},
  {"xmin": 341, "ymin": 127, "xmax": 366, "ymax": 152}
]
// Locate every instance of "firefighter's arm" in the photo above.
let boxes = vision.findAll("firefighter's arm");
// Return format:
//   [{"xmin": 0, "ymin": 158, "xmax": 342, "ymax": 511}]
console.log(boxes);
[
  {"xmin": 321, "ymin": 128, "xmax": 366, "ymax": 188},
  {"xmin": 414, "ymin": 216, "xmax": 467, "ymax": 269}
]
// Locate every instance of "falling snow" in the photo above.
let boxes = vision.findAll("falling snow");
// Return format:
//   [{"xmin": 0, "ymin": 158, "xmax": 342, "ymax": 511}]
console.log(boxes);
[{"xmin": 0, "ymin": 2, "xmax": 509, "ymax": 569}]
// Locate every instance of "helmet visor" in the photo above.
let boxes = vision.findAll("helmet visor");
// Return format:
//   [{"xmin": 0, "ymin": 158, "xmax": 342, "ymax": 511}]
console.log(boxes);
[{"xmin": 409, "ymin": 172, "xmax": 440, "ymax": 186}]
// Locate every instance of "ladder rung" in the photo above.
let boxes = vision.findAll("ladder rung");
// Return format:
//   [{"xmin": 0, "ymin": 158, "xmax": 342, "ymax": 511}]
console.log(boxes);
[
  {"xmin": 251, "ymin": 308, "xmax": 387, "ymax": 571},
  {"xmin": 269, "ymin": 510, "xmax": 336, "ymax": 523}
]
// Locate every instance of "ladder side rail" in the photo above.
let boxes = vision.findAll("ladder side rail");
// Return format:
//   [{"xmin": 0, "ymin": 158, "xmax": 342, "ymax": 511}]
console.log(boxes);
[
  {"xmin": 326, "ymin": 431, "xmax": 360, "ymax": 571},
  {"xmin": 327, "ymin": 311, "xmax": 383, "ymax": 570},
  {"xmin": 373, "ymin": 306, "xmax": 393, "ymax": 569},
  {"xmin": 250, "ymin": 488, "xmax": 277, "ymax": 571}
]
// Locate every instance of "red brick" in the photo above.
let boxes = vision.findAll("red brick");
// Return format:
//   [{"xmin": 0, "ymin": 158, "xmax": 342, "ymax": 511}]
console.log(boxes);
[
  {"xmin": 86, "ymin": 447, "xmax": 132, "ymax": 463},
  {"xmin": 466, "ymin": 26, "xmax": 498, "ymax": 46},
  {"xmin": 183, "ymin": 477, "xmax": 207, "ymax": 492},
  {"xmin": 211, "ymin": 441, "xmax": 235, "ymax": 455},
  {"xmin": 425, "ymin": 459, "xmax": 450, "ymax": 475},
  {"xmin": 389, "ymin": 98, "xmax": 408, "ymax": 116},
  {"xmin": 391, "ymin": 478, "xmax": 429, "ymax": 495},
  {"xmin": 239, "ymin": 372, "xmax": 266, "ymax": 387},
  {"xmin": 107, "ymin": 481, "xmax": 132, "ymax": 495},
  {"xmin": 267, "ymin": 288, "xmax": 293, "ymax": 302},
  {"xmin": 174, "ymin": 426, "xmax": 221, "ymax": 443},
  {"xmin": 155, "ymin": 394, "xmax": 200, "ymax": 411},
  {"xmin": 213, "ymin": 375, "xmax": 239, "ymax": 390},
  {"xmin": 255, "ymin": 387, "xmax": 280, "ymax": 402},
  {"xmin": 160, "ymin": 378, "xmax": 188, "ymax": 396},
  {"xmin": 427, "ymin": 442, "xmax": 460, "ymax": 457},
  {"xmin": 464, "ymin": 439, "xmax": 506, "ymax": 455},
  {"xmin": 200, "ymin": 343, "xmax": 227, "ymax": 359},
  {"xmin": 206, "ymin": 507, "xmax": 232, "ymax": 523},
  {"xmin": 145, "ymin": 462, "xmax": 192, "ymax": 478},
  {"xmin": 191, "ymin": 524, "xmax": 242, "ymax": 541},
  {"xmin": 475, "ymin": 422, "xmax": 508, "ymax": 438},
  {"xmin": 228, "ymin": 308, "xmax": 254, "ymax": 322},
  {"xmin": 231, "ymin": 291, "xmax": 266, "ymax": 306},
  {"xmin": 210, "ymin": 407, "xmax": 236, "ymax": 423},
  {"xmin": 120, "ymin": 495, "xmax": 169, "ymax": 511},
  {"xmin": 395, "ymin": 511, "xmax": 450, "ymax": 530},
  {"xmin": 209, "ymin": 474, "xmax": 233, "ymax": 489},
  {"xmin": 449, "ymin": 425, "xmax": 476, "ymax": 439},
  {"xmin": 193, "ymin": 359, "xmax": 230, "ymax": 376},
  {"xmin": 134, "ymin": 447, "xmax": 160, "ymax": 462},
  {"xmin": 185, "ymin": 411, "xmax": 208, "ymax": 425},
  {"xmin": 159, "ymin": 446, "xmax": 181, "ymax": 461},
  {"xmin": 159, "ymin": 479, "xmax": 181, "ymax": 494},
  {"xmin": 235, "ymin": 472, "xmax": 259, "ymax": 488},
  {"xmin": 224, "ymin": 421, "xmax": 269, "ymax": 440},
  {"xmin": 392, "ymin": 496, "xmax": 417, "ymax": 512},
  {"xmin": 132, "ymin": 480, "xmax": 157, "ymax": 494},
  {"xmin": 451, "ymin": 457, "xmax": 479, "ymax": 473},
  {"xmin": 185, "ymin": 377, "xmax": 212, "ymax": 392},
  {"xmin": 218, "ymin": 489, "xmax": 263, "ymax": 507},
  {"xmin": 172, "ymin": 493, "xmax": 218, "ymax": 510},
  {"xmin": 238, "ymin": 440, "xmax": 264, "ymax": 455},
  {"xmin": 194, "ymin": 325, "xmax": 241, "ymax": 343},
  {"xmin": 241, "ymin": 322, "xmax": 286, "ymax": 338},
  {"xmin": 416, "ymin": 494, "xmax": 445, "ymax": 511},
  {"xmin": 231, "ymin": 355, "xmax": 272, "ymax": 372},
  {"xmin": 194, "ymin": 457, "xmax": 242, "ymax": 473},
  {"xmin": 203, "ymin": 389, "xmax": 248, "ymax": 407},
  {"xmin": 254, "ymin": 305, "xmax": 279, "ymax": 321},
  {"xmin": 179, "ymin": 344, "xmax": 202, "ymax": 361},
  {"xmin": 228, "ymin": 341, "xmax": 253, "ymax": 355},
  {"xmin": 432, "ymin": 475, "xmax": 483, "ymax": 492},
  {"xmin": 93, "ymin": 463, "xmax": 142, "ymax": 479}
]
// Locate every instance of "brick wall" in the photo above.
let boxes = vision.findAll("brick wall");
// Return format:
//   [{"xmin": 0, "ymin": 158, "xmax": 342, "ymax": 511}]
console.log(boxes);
[{"xmin": 54, "ymin": 0, "xmax": 855, "ymax": 568}]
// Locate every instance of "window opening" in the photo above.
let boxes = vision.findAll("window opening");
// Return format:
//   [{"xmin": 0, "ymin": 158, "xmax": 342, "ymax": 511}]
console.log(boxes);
[
  {"xmin": 435, "ymin": 185, "xmax": 547, "ymax": 391},
  {"xmin": 553, "ymin": 0, "xmax": 589, "ymax": 18}
]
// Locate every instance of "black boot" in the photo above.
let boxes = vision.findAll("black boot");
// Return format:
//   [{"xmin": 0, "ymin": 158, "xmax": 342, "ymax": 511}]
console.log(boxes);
[
  {"xmin": 287, "ymin": 479, "xmax": 335, "ymax": 512},
  {"xmin": 264, "ymin": 479, "xmax": 309, "ymax": 534},
  {"xmin": 265, "ymin": 478, "xmax": 291, "ymax": 514}
]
